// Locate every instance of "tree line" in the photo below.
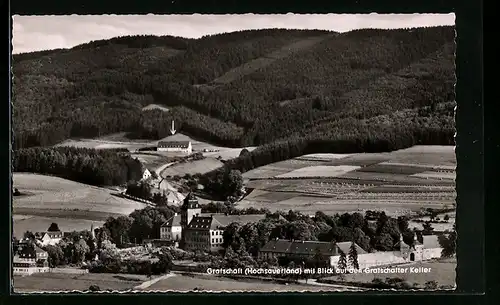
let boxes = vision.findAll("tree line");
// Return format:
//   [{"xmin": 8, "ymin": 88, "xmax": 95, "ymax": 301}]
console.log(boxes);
[{"xmin": 12, "ymin": 146, "xmax": 143, "ymax": 186}]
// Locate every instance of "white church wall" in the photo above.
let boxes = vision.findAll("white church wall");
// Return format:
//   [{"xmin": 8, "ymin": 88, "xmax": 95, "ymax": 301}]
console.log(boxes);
[
  {"xmin": 423, "ymin": 248, "xmax": 443, "ymax": 260},
  {"xmin": 330, "ymin": 251, "xmax": 409, "ymax": 269}
]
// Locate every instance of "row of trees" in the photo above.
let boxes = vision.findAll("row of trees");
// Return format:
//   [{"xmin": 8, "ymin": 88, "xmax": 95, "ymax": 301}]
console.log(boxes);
[{"xmin": 12, "ymin": 147, "xmax": 143, "ymax": 186}]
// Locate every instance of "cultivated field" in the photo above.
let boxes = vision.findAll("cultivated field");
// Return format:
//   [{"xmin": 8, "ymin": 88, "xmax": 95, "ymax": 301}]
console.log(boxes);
[
  {"xmin": 323, "ymin": 258, "xmax": 456, "ymax": 288},
  {"xmin": 239, "ymin": 146, "xmax": 456, "ymax": 217},
  {"xmin": 276, "ymin": 165, "xmax": 361, "ymax": 178},
  {"xmin": 12, "ymin": 173, "xmax": 145, "ymax": 237},
  {"xmin": 160, "ymin": 158, "xmax": 224, "ymax": 177},
  {"xmin": 13, "ymin": 272, "xmax": 152, "ymax": 292},
  {"xmin": 145, "ymin": 273, "xmax": 342, "ymax": 292}
]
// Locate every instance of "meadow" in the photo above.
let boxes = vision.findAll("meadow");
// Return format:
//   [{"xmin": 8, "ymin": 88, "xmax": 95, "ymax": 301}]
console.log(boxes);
[
  {"xmin": 12, "ymin": 173, "xmax": 145, "ymax": 237},
  {"xmin": 322, "ymin": 258, "xmax": 456, "ymax": 288},
  {"xmin": 160, "ymin": 158, "xmax": 225, "ymax": 177},
  {"xmin": 145, "ymin": 273, "xmax": 344, "ymax": 292},
  {"xmin": 13, "ymin": 272, "xmax": 152, "ymax": 292}
]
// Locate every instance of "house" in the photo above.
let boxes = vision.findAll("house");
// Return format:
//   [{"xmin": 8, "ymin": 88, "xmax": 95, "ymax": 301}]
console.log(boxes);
[
  {"xmin": 157, "ymin": 141, "xmax": 192, "ymax": 154},
  {"xmin": 35, "ymin": 228, "xmax": 63, "ymax": 246},
  {"xmin": 13, "ymin": 244, "xmax": 49, "ymax": 275},
  {"xmin": 159, "ymin": 193, "xmax": 267, "ymax": 252},
  {"xmin": 259, "ymin": 239, "xmax": 367, "ymax": 263},
  {"xmin": 165, "ymin": 190, "xmax": 185, "ymax": 205},
  {"xmin": 160, "ymin": 213, "xmax": 183, "ymax": 242},
  {"xmin": 141, "ymin": 168, "xmax": 152, "ymax": 181}
]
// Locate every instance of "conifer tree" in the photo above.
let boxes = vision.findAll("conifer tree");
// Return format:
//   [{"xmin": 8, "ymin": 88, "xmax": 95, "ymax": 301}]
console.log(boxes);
[
  {"xmin": 337, "ymin": 250, "xmax": 347, "ymax": 271},
  {"xmin": 348, "ymin": 241, "xmax": 360, "ymax": 270}
]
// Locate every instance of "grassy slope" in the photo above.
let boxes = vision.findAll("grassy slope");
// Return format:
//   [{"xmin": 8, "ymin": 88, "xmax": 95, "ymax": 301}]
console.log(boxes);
[{"xmin": 12, "ymin": 173, "xmax": 145, "ymax": 237}]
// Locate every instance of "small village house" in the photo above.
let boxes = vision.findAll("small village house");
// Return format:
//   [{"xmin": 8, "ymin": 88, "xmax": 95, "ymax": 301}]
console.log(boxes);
[
  {"xmin": 141, "ymin": 168, "xmax": 152, "ymax": 181},
  {"xmin": 157, "ymin": 141, "xmax": 192, "ymax": 154}
]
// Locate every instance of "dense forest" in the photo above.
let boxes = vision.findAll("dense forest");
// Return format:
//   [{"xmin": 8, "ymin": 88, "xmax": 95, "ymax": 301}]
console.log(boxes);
[
  {"xmin": 12, "ymin": 147, "xmax": 143, "ymax": 186},
  {"xmin": 12, "ymin": 26, "xmax": 455, "ymax": 153}
]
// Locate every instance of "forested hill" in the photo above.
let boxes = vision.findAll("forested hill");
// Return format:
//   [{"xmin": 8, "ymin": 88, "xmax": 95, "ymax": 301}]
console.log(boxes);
[{"xmin": 12, "ymin": 26, "xmax": 455, "ymax": 151}]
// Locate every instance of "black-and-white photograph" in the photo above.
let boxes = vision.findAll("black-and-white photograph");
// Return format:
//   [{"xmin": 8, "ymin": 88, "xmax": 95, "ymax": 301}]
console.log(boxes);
[{"xmin": 11, "ymin": 13, "xmax": 456, "ymax": 293}]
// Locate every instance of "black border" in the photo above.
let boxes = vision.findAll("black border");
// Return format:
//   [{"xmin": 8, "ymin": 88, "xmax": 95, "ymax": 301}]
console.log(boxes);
[{"xmin": 5, "ymin": 0, "xmax": 486, "ymax": 304}]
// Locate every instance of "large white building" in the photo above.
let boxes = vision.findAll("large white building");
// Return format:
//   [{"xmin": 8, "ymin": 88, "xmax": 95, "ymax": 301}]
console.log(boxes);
[
  {"xmin": 159, "ymin": 193, "xmax": 267, "ymax": 252},
  {"xmin": 13, "ymin": 242, "xmax": 49, "ymax": 275},
  {"xmin": 157, "ymin": 141, "xmax": 192, "ymax": 154}
]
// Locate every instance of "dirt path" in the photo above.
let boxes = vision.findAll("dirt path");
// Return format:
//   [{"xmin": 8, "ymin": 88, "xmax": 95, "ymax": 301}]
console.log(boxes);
[
  {"xmin": 133, "ymin": 273, "xmax": 177, "ymax": 290},
  {"xmin": 155, "ymin": 162, "xmax": 175, "ymax": 176},
  {"xmin": 201, "ymin": 34, "xmax": 336, "ymax": 87}
]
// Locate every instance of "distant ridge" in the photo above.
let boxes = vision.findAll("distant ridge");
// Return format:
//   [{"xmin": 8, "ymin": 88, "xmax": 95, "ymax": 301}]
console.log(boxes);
[{"xmin": 13, "ymin": 26, "xmax": 455, "ymax": 155}]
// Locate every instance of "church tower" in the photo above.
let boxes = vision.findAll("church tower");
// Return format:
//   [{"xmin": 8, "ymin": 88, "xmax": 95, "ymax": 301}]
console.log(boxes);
[
  {"xmin": 180, "ymin": 192, "xmax": 201, "ymax": 229},
  {"xmin": 90, "ymin": 224, "xmax": 95, "ymax": 240}
]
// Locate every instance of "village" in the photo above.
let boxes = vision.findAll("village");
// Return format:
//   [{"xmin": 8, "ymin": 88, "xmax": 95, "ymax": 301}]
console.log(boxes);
[{"xmin": 13, "ymin": 136, "xmax": 456, "ymax": 291}]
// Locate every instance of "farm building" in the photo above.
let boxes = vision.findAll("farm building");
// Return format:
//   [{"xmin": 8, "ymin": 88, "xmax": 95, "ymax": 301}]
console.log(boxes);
[
  {"xmin": 329, "ymin": 234, "xmax": 444, "ymax": 269},
  {"xmin": 157, "ymin": 141, "xmax": 192, "ymax": 154},
  {"xmin": 159, "ymin": 193, "xmax": 267, "ymax": 252}
]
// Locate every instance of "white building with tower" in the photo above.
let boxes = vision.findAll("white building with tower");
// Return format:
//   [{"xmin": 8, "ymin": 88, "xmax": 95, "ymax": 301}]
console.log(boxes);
[{"xmin": 159, "ymin": 193, "xmax": 267, "ymax": 252}]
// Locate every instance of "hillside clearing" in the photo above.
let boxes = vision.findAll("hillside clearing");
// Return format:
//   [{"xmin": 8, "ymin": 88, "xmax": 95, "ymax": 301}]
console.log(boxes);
[{"xmin": 141, "ymin": 104, "xmax": 170, "ymax": 112}]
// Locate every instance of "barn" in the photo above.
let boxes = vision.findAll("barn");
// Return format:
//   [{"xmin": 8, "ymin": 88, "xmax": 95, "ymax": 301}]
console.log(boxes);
[{"xmin": 157, "ymin": 141, "xmax": 192, "ymax": 154}]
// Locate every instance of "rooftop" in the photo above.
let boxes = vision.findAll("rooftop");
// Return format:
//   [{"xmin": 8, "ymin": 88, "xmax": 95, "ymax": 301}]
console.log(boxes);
[
  {"xmin": 158, "ymin": 141, "xmax": 191, "ymax": 148},
  {"xmin": 423, "ymin": 235, "xmax": 441, "ymax": 249},
  {"xmin": 186, "ymin": 214, "xmax": 267, "ymax": 230},
  {"xmin": 260, "ymin": 239, "xmax": 367, "ymax": 256}
]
